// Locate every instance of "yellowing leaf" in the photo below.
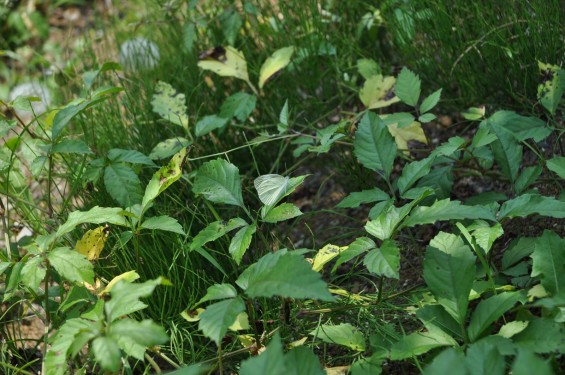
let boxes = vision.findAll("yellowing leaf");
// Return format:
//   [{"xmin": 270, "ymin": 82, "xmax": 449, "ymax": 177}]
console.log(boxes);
[
  {"xmin": 288, "ymin": 337, "xmax": 308, "ymax": 348},
  {"xmin": 259, "ymin": 46, "xmax": 294, "ymax": 89},
  {"xmin": 238, "ymin": 334, "xmax": 256, "ymax": 348},
  {"xmin": 197, "ymin": 46, "xmax": 249, "ymax": 83},
  {"xmin": 325, "ymin": 366, "xmax": 350, "ymax": 375},
  {"xmin": 75, "ymin": 225, "xmax": 110, "ymax": 260},
  {"xmin": 387, "ymin": 121, "xmax": 427, "ymax": 153},
  {"xmin": 312, "ymin": 244, "xmax": 348, "ymax": 272},
  {"xmin": 359, "ymin": 75, "xmax": 400, "ymax": 109},
  {"xmin": 228, "ymin": 312, "xmax": 250, "ymax": 331},
  {"xmin": 99, "ymin": 270, "xmax": 140, "ymax": 296},
  {"xmin": 329, "ymin": 287, "xmax": 372, "ymax": 302},
  {"xmin": 181, "ymin": 308, "xmax": 205, "ymax": 322}
]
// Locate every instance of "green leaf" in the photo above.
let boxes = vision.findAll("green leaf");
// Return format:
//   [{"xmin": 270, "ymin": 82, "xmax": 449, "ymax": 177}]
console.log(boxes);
[
  {"xmin": 462, "ymin": 106, "xmax": 486, "ymax": 121},
  {"xmin": 262, "ymin": 203, "xmax": 302, "ymax": 223},
  {"xmin": 423, "ymin": 348, "xmax": 467, "ymax": 375},
  {"xmin": 512, "ymin": 348, "xmax": 554, "ymax": 375},
  {"xmin": 488, "ymin": 118, "xmax": 522, "ymax": 182},
  {"xmin": 140, "ymin": 215, "xmax": 185, "ymax": 235},
  {"xmin": 240, "ymin": 333, "xmax": 286, "ymax": 375},
  {"xmin": 20, "ymin": 256, "xmax": 46, "ymax": 291},
  {"xmin": 52, "ymin": 139, "xmax": 93, "ymax": 154},
  {"xmin": 198, "ymin": 297, "xmax": 245, "ymax": 345},
  {"xmin": 391, "ymin": 325, "xmax": 457, "ymax": 360},
  {"xmin": 105, "ymin": 278, "xmax": 165, "ymax": 322},
  {"xmin": 255, "ymin": 174, "xmax": 307, "ymax": 208},
  {"xmin": 514, "ymin": 166, "xmax": 542, "ymax": 195},
  {"xmin": 467, "ymin": 291, "xmax": 525, "ymax": 341},
  {"xmin": 514, "ymin": 318, "xmax": 565, "ymax": 353},
  {"xmin": 149, "ymin": 137, "xmax": 191, "ymax": 160},
  {"xmin": 420, "ymin": 88, "xmax": 442, "ymax": 113},
  {"xmin": 259, "ymin": 46, "xmax": 295, "ymax": 89},
  {"xmin": 365, "ymin": 205, "xmax": 409, "ymax": 241},
  {"xmin": 56, "ymin": 206, "xmax": 127, "ymax": 238},
  {"xmin": 423, "ymin": 238, "xmax": 475, "ymax": 324},
  {"xmin": 278, "ymin": 99, "xmax": 289, "ymax": 132},
  {"xmin": 336, "ymin": 188, "xmax": 389, "ymax": 208},
  {"xmin": 92, "ymin": 336, "xmax": 121, "ymax": 372},
  {"xmin": 219, "ymin": 92, "xmax": 257, "ymax": 121},
  {"xmin": 498, "ymin": 321, "xmax": 529, "ymax": 338},
  {"xmin": 402, "ymin": 199, "xmax": 496, "ymax": 228},
  {"xmin": 195, "ymin": 115, "xmax": 229, "ymax": 137},
  {"xmin": 532, "ymin": 230, "xmax": 565, "ymax": 296},
  {"xmin": 219, "ymin": 8, "xmax": 242, "ymax": 45},
  {"xmin": 363, "ymin": 239, "xmax": 400, "ymax": 279},
  {"xmin": 417, "ymin": 305, "xmax": 463, "ymax": 340},
  {"xmin": 285, "ymin": 346, "xmax": 326, "ymax": 375},
  {"xmin": 151, "ymin": 81, "xmax": 189, "ymax": 129},
  {"xmin": 48, "ymin": 247, "xmax": 94, "ymax": 284},
  {"xmin": 193, "ymin": 158, "xmax": 244, "ymax": 207},
  {"xmin": 354, "ymin": 112, "xmax": 397, "ymax": 179},
  {"xmin": 110, "ymin": 319, "xmax": 168, "ymax": 359},
  {"xmin": 546, "ymin": 157, "xmax": 565, "ymax": 180},
  {"xmin": 418, "ymin": 113, "xmax": 436, "ymax": 123},
  {"xmin": 498, "ymin": 194, "xmax": 565, "ymax": 219},
  {"xmin": 240, "ymin": 251, "xmax": 334, "ymax": 301},
  {"xmin": 470, "ymin": 221, "xmax": 504, "ymax": 253},
  {"xmin": 229, "ymin": 224, "xmax": 256, "ymax": 265},
  {"xmin": 333, "ymin": 237, "xmax": 376, "ymax": 272},
  {"xmin": 190, "ymin": 218, "xmax": 246, "ymax": 251},
  {"xmin": 397, "ymin": 155, "xmax": 435, "ymax": 195},
  {"xmin": 310, "ymin": 323, "xmax": 366, "ymax": 351},
  {"xmin": 488, "ymin": 110, "xmax": 551, "ymax": 142},
  {"xmin": 104, "ymin": 164, "xmax": 143, "ymax": 207},
  {"xmin": 182, "ymin": 23, "xmax": 196, "ymax": 51},
  {"xmin": 108, "ymin": 148, "xmax": 155, "ymax": 166},
  {"xmin": 197, "ymin": 284, "xmax": 238, "ymax": 305},
  {"xmin": 141, "ymin": 147, "xmax": 188, "ymax": 210},
  {"xmin": 45, "ymin": 318, "xmax": 99, "ymax": 375},
  {"xmin": 357, "ymin": 58, "xmax": 381, "ymax": 80},
  {"xmin": 396, "ymin": 67, "xmax": 421, "ymax": 106},
  {"xmin": 465, "ymin": 340, "xmax": 505, "ymax": 375}
]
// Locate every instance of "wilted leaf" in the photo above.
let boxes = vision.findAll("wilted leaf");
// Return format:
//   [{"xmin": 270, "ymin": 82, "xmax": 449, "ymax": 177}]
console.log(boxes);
[
  {"xmin": 359, "ymin": 75, "xmax": 399, "ymax": 109},
  {"xmin": 387, "ymin": 121, "xmax": 427, "ymax": 153}
]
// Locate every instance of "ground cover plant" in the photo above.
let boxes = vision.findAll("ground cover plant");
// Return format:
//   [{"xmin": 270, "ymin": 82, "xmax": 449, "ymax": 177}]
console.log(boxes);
[{"xmin": 1, "ymin": 0, "xmax": 564, "ymax": 374}]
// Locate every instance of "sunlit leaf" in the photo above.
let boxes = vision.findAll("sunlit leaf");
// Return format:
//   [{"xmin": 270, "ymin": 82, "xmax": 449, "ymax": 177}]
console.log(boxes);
[
  {"xmin": 387, "ymin": 121, "xmax": 427, "ymax": 153},
  {"xmin": 193, "ymin": 158, "xmax": 244, "ymax": 208},
  {"xmin": 312, "ymin": 244, "xmax": 348, "ymax": 272},
  {"xmin": 359, "ymin": 75, "xmax": 399, "ymax": 109},
  {"xmin": 259, "ymin": 46, "xmax": 295, "ymax": 89},
  {"xmin": 310, "ymin": 323, "xmax": 366, "ymax": 351},
  {"xmin": 151, "ymin": 81, "xmax": 189, "ymax": 129},
  {"xmin": 197, "ymin": 46, "xmax": 250, "ymax": 83},
  {"xmin": 75, "ymin": 225, "xmax": 110, "ymax": 260}
]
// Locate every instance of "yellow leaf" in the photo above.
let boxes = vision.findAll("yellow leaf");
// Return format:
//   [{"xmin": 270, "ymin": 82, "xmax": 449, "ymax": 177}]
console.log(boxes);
[
  {"xmin": 181, "ymin": 308, "xmax": 205, "ymax": 322},
  {"xmin": 229, "ymin": 312, "xmax": 250, "ymax": 331},
  {"xmin": 238, "ymin": 334, "xmax": 255, "ymax": 348},
  {"xmin": 325, "ymin": 366, "xmax": 350, "ymax": 375},
  {"xmin": 288, "ymin": 337, "xmax": 308, "ymax": 348},
  {"xmin": 197, "ymin": 46, "xmax": 249, "ymax": 83},
  {"xmin": 99, "ymin": 270, "xmax": 140, "ymax": 296},
  {"xmin": 312, "ymin": 244, "xmax": 348, "ymax": 272},
  {"xmin": 387, "ymin": 121, "xmax": 427, "ymax": 153},
  {"xmin": 329, "ymin": 287, "xmax": 372, "ymax": 302},
  {"xmin": 258, "ymin": 46, "xmax": 294, "ymax": 89},
  {"xmin": 75, "ymin": 225, "xmax": 110, "ymax": 260},
  {"xmin": 359, "ymin": 75, "xmax": 400, "ymax": 109}
]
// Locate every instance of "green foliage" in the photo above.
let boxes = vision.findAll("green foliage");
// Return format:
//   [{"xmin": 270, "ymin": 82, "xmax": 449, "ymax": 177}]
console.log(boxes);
[{"xmin": 3, "ymin": 3, "xmax": 565, "ymax": 374}]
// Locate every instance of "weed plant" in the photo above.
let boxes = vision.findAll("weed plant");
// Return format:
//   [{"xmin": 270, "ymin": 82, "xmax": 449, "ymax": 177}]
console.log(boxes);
[{"xmin": 1, "ymin": 1, "xmax": 565, "ymax": 374}]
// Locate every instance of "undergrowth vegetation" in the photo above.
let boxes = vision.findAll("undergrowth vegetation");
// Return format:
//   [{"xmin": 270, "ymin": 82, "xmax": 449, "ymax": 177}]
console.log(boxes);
[{"xmin": 1, "ymin": 1, "xmax": 564, "ymax": 374}]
